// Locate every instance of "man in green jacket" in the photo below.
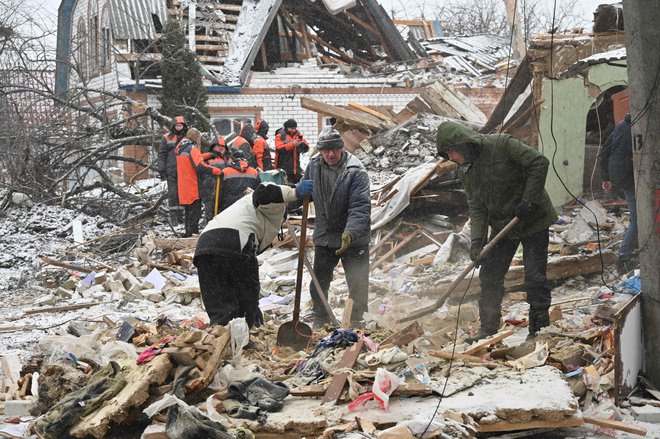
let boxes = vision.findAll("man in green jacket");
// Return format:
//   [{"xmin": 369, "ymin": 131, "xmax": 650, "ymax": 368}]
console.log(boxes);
[{"xmin": 436, "ymin": 121, "xmax": 557, "ymax": 341}]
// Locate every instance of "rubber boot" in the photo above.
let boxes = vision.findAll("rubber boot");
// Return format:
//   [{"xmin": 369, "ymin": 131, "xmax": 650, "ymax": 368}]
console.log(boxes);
[{"xmin": 527, "ymin": 309, "xmax": 550, "ymax": 340}]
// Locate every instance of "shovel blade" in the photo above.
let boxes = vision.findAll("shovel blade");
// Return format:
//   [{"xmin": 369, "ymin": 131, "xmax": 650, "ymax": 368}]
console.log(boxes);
[{"xmin": 277, "ymin": 320, "xmax": 313, "ymax": 351}]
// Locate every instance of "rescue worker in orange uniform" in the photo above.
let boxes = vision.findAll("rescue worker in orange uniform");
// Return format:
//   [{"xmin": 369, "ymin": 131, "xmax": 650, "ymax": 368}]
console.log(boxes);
[
  {"xmin": 274, "ymin": 119, "xmax": 309, "ymax": 184},
  {"xmin": 157, "ymin": 116, "xmax": 187, "ymax": 224},
  {"xmin": 201, "ymin": 135, "xmax": 231, "ymax": 222},
  {"xmin": 252, "ymin": 119, "xmax": 273, "ymax": 171},
  {"xmin": 232, "ymin": 122, "xmax": 258, "ymax": 169},
  {"xmin": 217, "ymin": 149, "xmax": 261, "ymax": 213},
  {"xmin": 175, "ymin": 128, "xmax": 221, "ymax": 237}
]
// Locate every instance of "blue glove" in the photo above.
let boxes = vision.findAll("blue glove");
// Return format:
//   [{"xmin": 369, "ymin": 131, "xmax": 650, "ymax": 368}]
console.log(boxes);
[{"xmin": 296, "ymin": 180, "xmax": 313, "ymax": 197}]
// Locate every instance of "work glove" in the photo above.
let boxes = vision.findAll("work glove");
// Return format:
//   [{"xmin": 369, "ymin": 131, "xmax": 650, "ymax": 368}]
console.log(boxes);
[
  {"xmin": 159, "ymin": 172, "xmax": 167, "ymax": 180},
  {"xmin": 296, "ymin": 179, "xmax": 314, "ymax": 198},
  {"xmin": 335, "ymin": 231, "xmax": 351, "ymax": 256},
  {"xmin": 515, "ymin": 200, "xmax": 532, "ymax": 219},
  {"xmin": 470, "ymin": 238, "xmax": 484, "ymax": 268}
]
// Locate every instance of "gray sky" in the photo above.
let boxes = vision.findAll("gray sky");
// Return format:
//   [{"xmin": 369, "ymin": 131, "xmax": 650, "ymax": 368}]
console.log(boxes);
[{"xmin": 37, "ymin": 0, "xmax": 604, "ymax": 30}]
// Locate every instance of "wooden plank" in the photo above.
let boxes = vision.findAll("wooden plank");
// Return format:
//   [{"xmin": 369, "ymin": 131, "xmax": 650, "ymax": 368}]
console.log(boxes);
[
  {"xmin": 424, "ymin": 82, "xmax": 487, "ymax": 124},
  {"xmin": 410, "ymin": 159, "xmax": 455, "ymax": 196},
  {"xmin": 380, "ymin": 321, "xmax": 424, "ymax": 347},
  {"xmin": 23, "ymin": 302, "xmax": 102, "ymax": 315},
  {"xmin": 371, "ymin": 230, "xmax": 419, "ymax": 272},
  {"xmin": 369, "ymin": 221, "xmax": 402, "ymax": 257},
  {"xmin": 477, "ymin": 416, "xmax": 583, "ymax": 432},
  {"xmin": 41, "ymin": 256, "xmax": 94, "ymax": 273},
  {"xmin": 348, "ymin": 102, "xmax": 392, "ymax": 121},
  {"xmin": 341, "ymin": 299, "xmax": 353, "ymax": 329},
  {"xmin": 300, "ymin": 97, "xmax": 382, "ymax": 131},
  {"xmin": 482, "ymin": 54, "xmax": 532, "ymax": 133},
  {"xmin": 153, "ymin": 236, "xmax": 198, "ymax": 251},
  {"xmin": 429, "ymin": 350, "xmax": 487, "ymax": 363},
  {"xmin": 583, "ymin": 417, "xmax": 647, "ymax": 436},
  {"xmin": 463, "ymin": 330, "xmax": 515, "ymax": 355},
  {"xmin": 201, "ymin": 330, "xmax": 230, "ymax": 386},
  {"xmin": 322, "ymin": 339, "xmax": 364, "ymax": 404}
]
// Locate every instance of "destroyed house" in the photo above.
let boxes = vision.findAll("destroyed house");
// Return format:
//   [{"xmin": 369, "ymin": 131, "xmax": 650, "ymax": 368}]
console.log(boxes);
[{"xmin": 54, "ymin": 0, "xmax": 507, "ymax": 170}]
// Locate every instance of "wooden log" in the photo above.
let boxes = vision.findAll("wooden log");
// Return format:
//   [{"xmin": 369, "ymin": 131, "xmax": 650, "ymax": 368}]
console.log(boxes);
[
  {"xmin": 348, "ymin": 102, "xmax": 392, "ymax": 121},
  {"xmin": 322, "ymin": 339, "xmax": 364, "ymax": 404},
  {"xmin": 23, "ymin": 302, "xmax": 102, "ymax": 315},
  {"xmin": 428, "ymin": 350, "xmax": 487, "ymax": 363},
  {"xmin": 583, "ymin": 417, "xmax": 647, "ymax": 436},
  {"xmin": 41, "ymin": 256, "xmax": 95, "ymax": 273},
  {"xmin": 300, "ymin": 97, "xmax": 382, "ymax": 131},
  {"xmin": 69, "ymin": 355, "xmax": 173, "ymax": 438},
  {"xmin": 463, "ymin": 330, "xmax": 515, "ymax": 355},
  {"xmin": 380, "ymin": 321, "xmax": 424, "ymax": 347}
]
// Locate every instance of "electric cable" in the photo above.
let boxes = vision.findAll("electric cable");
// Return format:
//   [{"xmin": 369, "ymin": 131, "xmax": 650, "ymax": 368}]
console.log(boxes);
[
  {"xmin": 542, "ymin": 0, "xmax": 659, "ymax": 298},
  {"xmin": 418, "ymin": 2, "xmax": 521, "ymax": 435}
]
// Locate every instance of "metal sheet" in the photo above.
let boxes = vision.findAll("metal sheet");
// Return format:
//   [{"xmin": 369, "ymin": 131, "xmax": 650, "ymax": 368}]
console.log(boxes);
[{"xmin": 110, "ymin": 0, "xmax": 168, "ymax": 40}]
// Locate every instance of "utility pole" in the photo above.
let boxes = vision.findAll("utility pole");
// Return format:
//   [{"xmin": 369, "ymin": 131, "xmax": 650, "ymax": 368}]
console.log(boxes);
[{"xmin": 623, "ymin": 1, "xmax": 660, "ymax": 387}]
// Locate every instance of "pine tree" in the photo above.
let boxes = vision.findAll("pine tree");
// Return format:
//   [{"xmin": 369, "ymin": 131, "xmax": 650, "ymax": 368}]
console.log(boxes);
[{"xmin": 159, "ymin": 20, "xmax": 209, "ymax": 131}]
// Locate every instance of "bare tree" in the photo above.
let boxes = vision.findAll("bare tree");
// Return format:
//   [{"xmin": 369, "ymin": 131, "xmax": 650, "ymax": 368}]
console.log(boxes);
[{"xmin": 432, "ymin": 0, "xmax": 584, "ymax": 38}]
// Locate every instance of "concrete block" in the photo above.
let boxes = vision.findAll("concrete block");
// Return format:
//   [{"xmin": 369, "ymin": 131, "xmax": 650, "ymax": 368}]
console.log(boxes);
[
  {"xmin": 4, "ymin": 399, "xmax": 35, "ymax": 417},
  {"xmin": 631, "ymin": 405, "xmax": 660, "ymax": 423}
]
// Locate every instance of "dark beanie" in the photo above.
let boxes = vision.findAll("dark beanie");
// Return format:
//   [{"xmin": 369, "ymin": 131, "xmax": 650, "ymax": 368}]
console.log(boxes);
[{"xmin": 283, "ymin": 119, "xmax": 297, "ymax": 129}]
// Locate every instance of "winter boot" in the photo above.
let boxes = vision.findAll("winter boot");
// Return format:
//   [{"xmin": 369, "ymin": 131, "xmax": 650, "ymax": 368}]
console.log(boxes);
[
  {"xmin": 527, "ymin": 309, "xmax": 550, "ymax": 340},
  {"xmin": 465, "ymin": 307, "xmax": 500, "ymax": 344}
]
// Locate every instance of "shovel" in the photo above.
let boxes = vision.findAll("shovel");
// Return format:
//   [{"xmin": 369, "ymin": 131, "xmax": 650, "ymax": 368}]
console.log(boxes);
[
  {"xmin": 277, "ymin": 196, "xmax": 314, "ymax": 350},
  {"xmin": 397, "ymin": 217, "xmax": 520, "ymax": 323}
]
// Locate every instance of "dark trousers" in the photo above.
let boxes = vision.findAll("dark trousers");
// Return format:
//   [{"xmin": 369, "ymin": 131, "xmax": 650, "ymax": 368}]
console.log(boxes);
[
  {"xmin": 478, "ymin": 228, "xmax": 551, "ymax": 332},
  {"xmin": 310, "ymin": 245, "xmax": 369, "ymax": 323},
  {"xmin": 166, "ymin": 175, "xmax": 184, "ymax": 223},
  {"xmin": 183, "ymin": 200, "xmax": 202, "ymax": 237},
  {"xmin": 196, "ymin": 253, "xmax": 261, "ymax": 327}
]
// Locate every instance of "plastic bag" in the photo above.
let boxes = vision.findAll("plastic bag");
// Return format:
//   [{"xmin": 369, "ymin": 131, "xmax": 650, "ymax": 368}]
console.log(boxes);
[
  {"xmin": 348, "ymin": 368, "xmax": 400, "ymax": 411},
  {"xmin": 229, "ymin": 318, "xmax": 249, "ymax": 363}
]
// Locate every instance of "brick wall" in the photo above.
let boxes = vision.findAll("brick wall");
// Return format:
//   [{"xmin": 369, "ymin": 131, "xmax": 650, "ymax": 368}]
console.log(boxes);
[{"xmin": 456, "ymin": 86, "xmax": 505, "ymax": 118}]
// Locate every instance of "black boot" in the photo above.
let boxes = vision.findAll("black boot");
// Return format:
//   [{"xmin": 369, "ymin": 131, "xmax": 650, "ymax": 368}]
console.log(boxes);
[
  {"xmin": 465, "ymin": 307, "xmax": 500, "ymax": 344},
  {"xmin": 527, "ymin": 309, "xmax": 550, "ymax": 340}
]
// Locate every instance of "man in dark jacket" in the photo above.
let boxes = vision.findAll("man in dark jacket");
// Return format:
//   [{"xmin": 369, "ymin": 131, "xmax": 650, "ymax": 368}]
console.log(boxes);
[
  {"xmin": 200, "ymin": 135, "xmax": 230, "ymax": 222},
  {"xmin": 194, "ymin": 183, "xmax": 298, "ymax": 327},
  {"xmin": 600, "ymin": 113, "xmax": 637, "ymax": 273},
  {"xmin": 436, "ymin": 121, "xmax": 557, "ymax": 341},
  {"xmin": 157, "ymin": 116, "xmax": 187, "ymax": 224},
  {"xmin": 275, "ymin": 119, "xmax": 309, "ymax": 184},
  {"xmin": 232, "ymin": 122, "xmax": 258, "ymax": 169},
  {"xmin": 216, "ymin": 150, "xmax": 261, "ymax": 214},
  {"xmin": 299, "ymin": 127, "xmax": 371, "ymax": 328}
]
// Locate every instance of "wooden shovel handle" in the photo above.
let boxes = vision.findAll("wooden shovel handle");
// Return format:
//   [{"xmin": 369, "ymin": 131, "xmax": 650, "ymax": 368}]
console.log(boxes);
[{"xmin": 293, "ymin": 196, "xmax": 310, "ymax": 322}]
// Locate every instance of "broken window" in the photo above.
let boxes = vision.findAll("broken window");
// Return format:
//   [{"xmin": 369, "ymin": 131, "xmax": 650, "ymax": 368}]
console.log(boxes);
[
  {"xmin": 100, "ymin": 7, "xmax": 111, "ymax": 68},
  {"xmin": 75, "ymin": 20, "xmax": 87, "ymax": 78},
  {"xmin": 88, "ymin": 0, "xmax": 99, "ymax": 72},
  {"xmin": 212, "ymin": 115, "xmax": 256, "ymax": 137}
]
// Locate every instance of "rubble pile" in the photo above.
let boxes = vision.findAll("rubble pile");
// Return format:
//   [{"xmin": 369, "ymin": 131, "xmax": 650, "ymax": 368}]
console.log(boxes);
[
  {"xmin": 0, "ymin": 193, "xmax": 655, "ymax": 438},
  {"xmin": 358, "ymin": 114, "xmax": 449, "ymax": 173}
]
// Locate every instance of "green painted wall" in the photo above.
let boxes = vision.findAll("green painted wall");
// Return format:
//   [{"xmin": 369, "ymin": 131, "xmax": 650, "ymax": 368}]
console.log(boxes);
[{"xmin": 537, "ymin": 61, "xmax": 628, "ymax": 206}]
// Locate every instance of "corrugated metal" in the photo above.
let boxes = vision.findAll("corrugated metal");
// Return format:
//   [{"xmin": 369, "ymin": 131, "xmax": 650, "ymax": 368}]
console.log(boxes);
[
  {"xmin": 422, "ymin": 34, "xmax": 510, "ymax": 75},
  {"xmin": 561, "ymin": 47, "xmax": 626, "ymax": 78},
  {"xmin": 110, "ymin": 0, "xmax": 168, "ymax": 40}
]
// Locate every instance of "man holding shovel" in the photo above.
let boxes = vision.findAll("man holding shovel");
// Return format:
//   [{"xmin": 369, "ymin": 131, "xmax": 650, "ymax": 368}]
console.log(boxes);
[
  {"xmin": 436, "ymin": 121, "xmax": 557, "ymax": 342},
  {"xmin": 300, "ymin": 127, "xmax": 371, "ymax": 329}
]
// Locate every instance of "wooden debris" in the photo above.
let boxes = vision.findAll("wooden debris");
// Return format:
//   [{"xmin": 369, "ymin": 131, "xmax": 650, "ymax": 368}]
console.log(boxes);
[
  {"xmin": 23, "ymin": 302, "xmax": 102, "ymax": 315},
  {"xmin": 463, "ymin": 330, "xmax": 515, "ymax": 355},
  {"xmin": 429, "ymin": 350, "xmax": 487, "ymax": 363},
  {"xmin": 583, "ymin": 417, "xmax": 647, "ymax": 436},
  {"xmin": 477, "ymin": 416, "xmax": 583, "ymax": 432},
  {"xmin": 41, "ymin": 256, "xmax": 95, "ymax": 273},
  {"xmin": 380, "ymin": 321, "xmax": 424, "ymax": 348},
  {"xmin": 69, "ymin": 355, "xmax": 173, "ymax": 438},
  {"xmin": 322, "ymin": 339, "xmax": 364, "ymax": 404},
  {"xmin": 153, "ymin": 236, "xmax": 198, "ymax": 252},
  {"xmin": 341, "ymin": 299, "xmax": 354, "ymax": 329},
  {"xmin": 301, "ymin": 97, "xmax": 383, "ymax": 131}
]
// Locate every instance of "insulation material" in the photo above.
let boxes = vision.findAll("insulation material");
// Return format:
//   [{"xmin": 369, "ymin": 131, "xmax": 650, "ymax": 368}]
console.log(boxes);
[{"xmin": 321, "ymin": 0, "xmax": 356, "ymax": 14}]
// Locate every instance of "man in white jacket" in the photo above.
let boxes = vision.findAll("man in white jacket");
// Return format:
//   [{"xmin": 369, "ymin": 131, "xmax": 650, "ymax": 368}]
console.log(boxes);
[{"xmin": 193, "ymin": 183, "xmax": 298, "ymax": 327}]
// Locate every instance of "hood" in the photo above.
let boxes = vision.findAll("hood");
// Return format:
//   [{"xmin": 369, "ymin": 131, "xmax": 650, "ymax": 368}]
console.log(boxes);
[
  {"xmin": 171, "ymin": 115, "xmax": 188, "ymax": 134},
  {"xmin": 239, "ymin": 123, "xmax": 256, "ymax": 145},
  {"xmin": 436, "ymin": 121, "xmax": 484, "ymax": 159},
  {"xmin": 255, "ymin": 120, "xmax": 269, "ymax": 138}
]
